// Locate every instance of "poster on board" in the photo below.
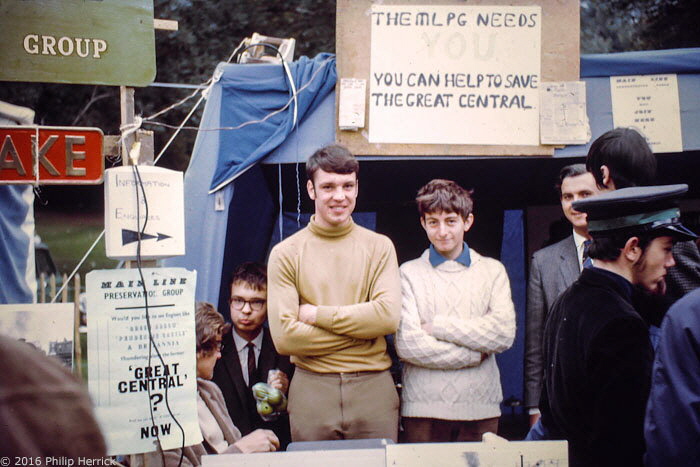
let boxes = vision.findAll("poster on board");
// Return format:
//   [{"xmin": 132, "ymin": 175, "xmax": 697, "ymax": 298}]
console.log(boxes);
[
  {"xmin": 87, "ymin": 268, "xmax": 201, "ymax": 456},
  {"xmin": 610, "ymin": 74, "xmax": 683, "ymax": 153},
  {"xmin": 369, "ymin": 5, "xmax": 541, "ymax": 145},
  {"xmin": 0, "ymin": 303, "xmax": 74, "ymax": 368}
]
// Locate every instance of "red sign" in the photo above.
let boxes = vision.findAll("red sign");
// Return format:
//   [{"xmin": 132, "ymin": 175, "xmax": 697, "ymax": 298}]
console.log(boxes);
[{"xmin": 0, "ymin": 126, "xmax": 104, "ymax": 184}]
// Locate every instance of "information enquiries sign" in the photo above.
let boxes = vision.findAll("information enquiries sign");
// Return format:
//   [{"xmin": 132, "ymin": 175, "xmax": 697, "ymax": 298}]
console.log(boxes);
[
  {"xmin": 369, "ymin": 5, "xmax": 541, "ymax": 145},
  {"xmin": 0, "ymin": 0, "xmax": 156, "ymax": 86}
]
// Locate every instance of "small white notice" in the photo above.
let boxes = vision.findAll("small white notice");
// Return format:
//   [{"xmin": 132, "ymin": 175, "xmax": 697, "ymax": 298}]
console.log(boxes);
[
  {"xmin": 369, "ymin": 5, "xmax": 541, "ymax": 145},
  {"xmin": 610, "ymin": 74, "xmax": 682, "ymax": 153},
  {"xmin": 339, "ymin": 78, "xmax": 367, "ymax": 130},
  {"xmin": 386, "ymin": 439, "xmax": 568, "ymax": 467},
  {"xmin": 104, "ymin": 165, "xmax": 185, "ymax": 260},
  {"xmin": 87, "ymin": 268, "xmax": 201, "ymax": 456},
  {"xmin": 540, "ymin": 81, "xmax": 590, "ymax": 145}
]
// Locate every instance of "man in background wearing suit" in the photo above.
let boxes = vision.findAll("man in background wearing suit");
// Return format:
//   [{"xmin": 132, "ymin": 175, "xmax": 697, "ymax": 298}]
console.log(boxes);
[
  {"xmin": 524, "ymin": 164, "xmax": 599, "ymax": 428},
  {"xmin": 213, "ymin": 262, "xmax": 294, "ymax": 449}
]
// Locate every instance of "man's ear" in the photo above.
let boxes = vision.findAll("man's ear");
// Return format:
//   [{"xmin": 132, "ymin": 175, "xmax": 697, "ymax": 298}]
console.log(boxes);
[
  {"xmin": 623, "ymin": 236, "xmax": 642, "ymax": 263},
  {"xmin": 307, "ymin": 179, "xmax": 315, "ymax": 200},
  {"xmin": 420, "ymin": 216, "xmax": 427, "ymax": 231},
  {"xmin": 601, "ymin": 165, "xmax": 615, "ymax": 190},
  {"xmin": 464, "ymin": 213, "xmax": 475, "ymax": 232}
]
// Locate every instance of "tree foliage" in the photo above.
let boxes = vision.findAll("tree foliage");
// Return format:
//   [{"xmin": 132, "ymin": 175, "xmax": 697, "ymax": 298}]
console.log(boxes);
[
  {"xmin": 0, "ymin": 0, "xmax": 336, "ymax": 175},
  {"xmin": 581, "ymin": 0, "xmax": 700, "ymax": 53}
]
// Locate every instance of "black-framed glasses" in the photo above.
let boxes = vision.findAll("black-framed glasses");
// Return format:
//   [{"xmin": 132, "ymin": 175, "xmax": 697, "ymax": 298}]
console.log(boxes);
[{"xmin": 230, "ymin": 297, "xmax": 266, "ymax": 311}]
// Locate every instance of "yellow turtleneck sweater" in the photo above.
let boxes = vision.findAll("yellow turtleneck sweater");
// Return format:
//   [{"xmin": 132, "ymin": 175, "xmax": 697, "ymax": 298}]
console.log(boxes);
[{"xmin": 267, "ymin": 216, "xmax": 401, "ymax": 373}]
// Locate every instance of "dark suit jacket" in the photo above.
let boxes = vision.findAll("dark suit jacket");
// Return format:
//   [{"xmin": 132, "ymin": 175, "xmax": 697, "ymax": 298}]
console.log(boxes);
[
  {"xmin": 212, "ymin": 327, "xmax": 294, "ymax": 449},
  {"xmin": 524, "ymin": 235, "xmax": 580, "ymax": 408}
]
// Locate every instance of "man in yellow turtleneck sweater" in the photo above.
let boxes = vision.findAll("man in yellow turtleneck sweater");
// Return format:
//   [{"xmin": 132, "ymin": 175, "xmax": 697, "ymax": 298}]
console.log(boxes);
[{"xmin": 267, "ymin": 144, "xmax": 401, "ymax": 442}]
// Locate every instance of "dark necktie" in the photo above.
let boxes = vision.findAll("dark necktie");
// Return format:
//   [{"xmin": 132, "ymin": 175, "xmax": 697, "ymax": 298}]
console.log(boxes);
[
  {"xmin": 246, "ymin": 342, "xmax": 256, "ymax": 387},
  {"xmin": 582, "ymin": 240, "xmax": 593, "ymax": 269}
]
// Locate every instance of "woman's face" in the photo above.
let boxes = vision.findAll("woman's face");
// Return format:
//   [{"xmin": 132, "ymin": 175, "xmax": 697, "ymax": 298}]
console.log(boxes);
[{"xmin": 196, "ymin": 334, "xmax": 222, "ymax": 379}]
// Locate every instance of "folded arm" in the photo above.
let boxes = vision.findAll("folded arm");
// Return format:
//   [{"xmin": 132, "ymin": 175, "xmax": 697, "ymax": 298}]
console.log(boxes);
[
  {"xmin": 396, "ymin": 272, "xmax": 483, "ymax": 369},
  {"xmin": 432, "ymin": 263, "xmax": 516, "ymax": 354},
  {"xmin": 312, "ymin": 237, "xmax": 401, "ymax": 339},
  {"xmin": 267, "ymin": 246, "xmax": 359, "ymax": 357}
]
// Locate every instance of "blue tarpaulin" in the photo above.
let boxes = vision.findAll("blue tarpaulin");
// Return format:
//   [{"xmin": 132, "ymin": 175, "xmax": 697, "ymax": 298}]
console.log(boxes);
[
  {"xmin": 209, "ymin": 53, "xmax": 336, "ymax": 193},
  {"xmin": 581, "ymin": 47, "xmax": 700, "ymax": 77}
]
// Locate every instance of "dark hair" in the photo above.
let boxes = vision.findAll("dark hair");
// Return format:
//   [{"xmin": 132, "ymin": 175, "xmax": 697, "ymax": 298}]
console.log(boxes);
[
  {"xmin": 588, "ymin": 230, "xmax": 662, "ymax": 261},
  {"xmin": 306, "ymin": 144, "xmax": 359, "ymax": 183},
  {"xmin": 585, "ymin": 127, "xmax": 656, "ymax": 189},
  {"xmin": 416, "ymin": 179, "xmax": 474, "ymax": 219},
  {"xmin": 555, "ymin": 164, "xmax": 588, "ymax": 197},
  {"xmin": 195, "ymin": 302, "xmax": 231, "ymax": 354},
  {"xmin": 230, "ymin": 261, "xmax": 267, "ymax": 292}
]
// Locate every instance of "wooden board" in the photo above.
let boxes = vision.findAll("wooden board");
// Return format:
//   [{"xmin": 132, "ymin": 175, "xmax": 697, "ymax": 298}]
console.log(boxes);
[{"xmin": 336, "ymin": 0, "xmax": 580, "ymax": 156}]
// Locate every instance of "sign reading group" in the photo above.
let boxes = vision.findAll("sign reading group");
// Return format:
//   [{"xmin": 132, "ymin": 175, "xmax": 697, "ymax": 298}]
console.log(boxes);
[
  {"xmin": 369, "ymin": 5, "xmax": 541, "ymax": 145},
  {"xmin": 87, "ymin": 268, "xmax": 201, "ymax": 456},
  {"xmin": 0, "ymin": 0, "xmax": 156, "ymax": 86}
]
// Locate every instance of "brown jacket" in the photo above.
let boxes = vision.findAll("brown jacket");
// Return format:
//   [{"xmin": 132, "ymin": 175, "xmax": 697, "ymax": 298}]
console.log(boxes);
[
  {"xmin": 164, "ymin": 379, "xmax": 242, "ymax": 467},
  {"xmin": 0, "ymin": 336, "xmax": 106, "ymax": 458}
]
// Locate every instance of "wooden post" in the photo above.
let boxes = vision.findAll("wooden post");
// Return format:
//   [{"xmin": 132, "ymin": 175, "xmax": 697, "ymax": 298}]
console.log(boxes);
[
  {"xmin": 39, "ymin": 273, "xmax": 46, "ymax": 303},
  {"xmin": 74, "ymin": 274, "xmax": 83, "ymax": 379},
  {"xmin": 120, "ymin": 86, "xmax": 160, "ymax": 465}
]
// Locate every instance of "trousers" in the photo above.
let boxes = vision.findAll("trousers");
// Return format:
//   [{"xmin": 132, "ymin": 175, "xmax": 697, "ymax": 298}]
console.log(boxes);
[{"xmin": 288, "ymin": 367, "xmax": 399, "ymax": 442}]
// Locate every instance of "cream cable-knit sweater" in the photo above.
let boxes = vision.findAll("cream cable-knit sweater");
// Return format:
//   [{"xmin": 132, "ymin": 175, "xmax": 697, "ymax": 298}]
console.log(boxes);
[{"xmin": 396, "ymin": 249, "xmax": 516, "ymax": 421}]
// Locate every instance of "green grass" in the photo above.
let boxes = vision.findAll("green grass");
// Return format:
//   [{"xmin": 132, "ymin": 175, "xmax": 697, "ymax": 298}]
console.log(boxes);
[{"xmin": 35, "ymin": 210, "xmax": 118, "ymax": 289}]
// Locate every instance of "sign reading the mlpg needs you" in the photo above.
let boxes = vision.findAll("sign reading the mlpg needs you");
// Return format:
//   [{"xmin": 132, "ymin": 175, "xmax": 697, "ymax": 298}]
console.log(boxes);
[
  {"xmin": 369, "ymin": 5, "xmax": 541, "ymax": 145},
  {"xmin": 0, "ymin": 0, "xmax": 156, "ymax": 86}
]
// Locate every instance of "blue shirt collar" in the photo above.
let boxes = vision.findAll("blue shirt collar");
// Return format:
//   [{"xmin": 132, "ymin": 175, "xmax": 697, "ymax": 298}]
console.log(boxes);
[{"xmin": 429, "ymin": 242, "xmax": 471, "ymax": 267}]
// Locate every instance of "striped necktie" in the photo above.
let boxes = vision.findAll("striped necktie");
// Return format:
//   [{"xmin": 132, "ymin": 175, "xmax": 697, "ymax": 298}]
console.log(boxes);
[
  {"xmin": 246, "ymin": 342, "xmax": 256, "ymax": 387},
  {"xmin": 582, "ymin": 240, "xmax": 593, "ymax": 269}
]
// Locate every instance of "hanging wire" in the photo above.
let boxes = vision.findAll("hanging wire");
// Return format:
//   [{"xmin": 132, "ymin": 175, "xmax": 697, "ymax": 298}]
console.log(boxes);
[{"xmin": 49, "ymin": 43, "xmax": 328, "ymax": 302}]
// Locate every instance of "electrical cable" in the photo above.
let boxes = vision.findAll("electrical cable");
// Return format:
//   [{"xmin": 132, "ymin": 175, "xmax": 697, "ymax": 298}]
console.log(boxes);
[
  {"xmin": 132, "ymin": 164, "xmax": 186, "ymax": 467},
  {"xmin": 142, "ymin": 54, "xmax": 333, "ymax": 133},
  {"xmin": 50, "ymin": 45, "xmax": 329, "ymax": 303}
]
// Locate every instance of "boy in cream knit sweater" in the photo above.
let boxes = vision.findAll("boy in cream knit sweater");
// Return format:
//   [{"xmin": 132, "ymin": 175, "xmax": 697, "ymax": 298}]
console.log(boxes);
[{"xmin": 396, "ymin": 179, "xmax": 515, "ymax": 442}]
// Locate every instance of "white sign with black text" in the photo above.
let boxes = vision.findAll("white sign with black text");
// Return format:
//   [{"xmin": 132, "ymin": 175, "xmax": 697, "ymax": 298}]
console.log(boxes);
[
  {"xmin": 369, "ymin": 5, "xmax": 541, "ymax": 145},
  {"xmin": 610, "ymin": 74, "xmax": 682, "ymax": 153},
  {"xmin": 87, "ymin": 267, "xmax": 201, "ymax": 456}
]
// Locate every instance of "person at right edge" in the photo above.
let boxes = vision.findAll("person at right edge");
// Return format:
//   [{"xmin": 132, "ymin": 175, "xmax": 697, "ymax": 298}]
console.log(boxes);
[{"xmin": 539, "ymin": 184, "xmax": 698, "ymax": 466}]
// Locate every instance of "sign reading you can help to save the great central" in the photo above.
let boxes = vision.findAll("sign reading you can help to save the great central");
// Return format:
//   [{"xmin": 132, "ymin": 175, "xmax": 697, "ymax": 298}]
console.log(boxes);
[{"xmin": 369, "ymin": 5, "xmax": 541, "ymax": 145}]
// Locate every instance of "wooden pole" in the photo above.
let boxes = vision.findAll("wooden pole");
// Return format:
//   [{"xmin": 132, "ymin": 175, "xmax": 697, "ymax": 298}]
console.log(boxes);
[{"xmin": 74, "ymin": 274, "xmax": 83, "ymax": 379}]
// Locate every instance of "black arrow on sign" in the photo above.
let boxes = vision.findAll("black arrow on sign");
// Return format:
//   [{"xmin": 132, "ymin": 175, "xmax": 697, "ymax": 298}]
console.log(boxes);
[{"xmin": 122, "ymin": 229, "xmax": 172, "ymax": 246}]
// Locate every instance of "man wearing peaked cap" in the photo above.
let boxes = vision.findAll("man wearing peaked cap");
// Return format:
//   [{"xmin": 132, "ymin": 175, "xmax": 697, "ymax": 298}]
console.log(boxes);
[{"xmin": 538, "ymin": 185, "xmax": 697, "ymax": 467}]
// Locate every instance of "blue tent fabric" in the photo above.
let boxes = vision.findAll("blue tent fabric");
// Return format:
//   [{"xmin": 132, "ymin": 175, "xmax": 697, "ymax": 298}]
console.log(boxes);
[
  {"xmin": 210, "ymin": 53, "xmax": 337, "ymax": 193},
  {"xmin": 161, "ymin": 70, "xmax": 234, "ymax": 304},
  {"xmin": 163, "ymin": 54, "xmax": 338, "ymax": 305},
  {"xmin": 0, "ymin": 185, "xmax": 36, "ymax": 304},
  {"xmin": 581, "ymin": 47, "xmax": 700, "ymax": 77},
  {"xmin": 497, "ymin": 209, "xmax": 527, "ymax": 410},
  {"xmin": 215, "ymin": 164, "xmax": 277, "ymax": 320}
]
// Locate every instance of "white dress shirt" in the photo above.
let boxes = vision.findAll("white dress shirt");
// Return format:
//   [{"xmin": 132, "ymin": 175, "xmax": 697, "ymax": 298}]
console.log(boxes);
[{"xmin": 231, "ymin": 330, "xmax": 263, "ymax": 386}]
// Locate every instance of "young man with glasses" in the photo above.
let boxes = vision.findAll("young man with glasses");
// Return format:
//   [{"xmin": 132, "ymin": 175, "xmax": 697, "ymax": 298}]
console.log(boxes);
[{"xmin": 212, "ymin": 262, "xmax": 294, "ymax": 449}]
